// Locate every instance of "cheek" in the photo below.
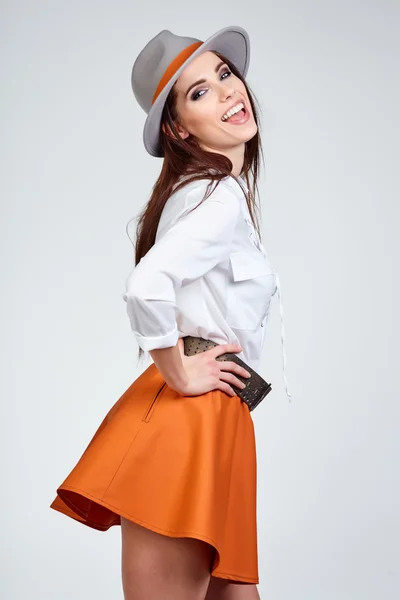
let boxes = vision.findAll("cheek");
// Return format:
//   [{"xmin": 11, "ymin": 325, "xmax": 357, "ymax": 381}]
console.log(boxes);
[{"xmin": 185, "ymin": 103, "xmax": 222, "ymax": 133}]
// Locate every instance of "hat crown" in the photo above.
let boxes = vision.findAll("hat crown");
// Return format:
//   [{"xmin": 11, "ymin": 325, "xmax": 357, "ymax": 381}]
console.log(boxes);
[{"xmin": 131, "ymin": 30, "xmax": 202, "ymax": 114}]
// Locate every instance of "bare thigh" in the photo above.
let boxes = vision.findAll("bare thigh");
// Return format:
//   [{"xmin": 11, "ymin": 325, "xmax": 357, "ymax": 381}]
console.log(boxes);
[
  {"xmin": 205, "ymin": 576, "xmax": 261, "ymax": 600},
  {"xmin": 120, "ymin": 516, "xmax": 215, "ymax": 600}
]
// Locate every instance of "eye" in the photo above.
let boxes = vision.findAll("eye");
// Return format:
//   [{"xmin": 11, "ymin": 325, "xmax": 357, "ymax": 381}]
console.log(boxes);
[
  {"xmin": 191, "ymin": 89, "xmax": 206, "ymax": 101},
  {"xmin": 221, "ymin": 69, "xmax": 232, "ymax": 80},
  {"xmin": 191, "ymin": 68, "xmax": 233, "ymax": 101}
]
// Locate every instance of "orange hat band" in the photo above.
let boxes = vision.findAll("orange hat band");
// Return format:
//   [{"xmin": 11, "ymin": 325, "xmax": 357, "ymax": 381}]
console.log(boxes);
[{"xmin": 152, "ymin": 41, "xmax": 204, "ymax": 105}]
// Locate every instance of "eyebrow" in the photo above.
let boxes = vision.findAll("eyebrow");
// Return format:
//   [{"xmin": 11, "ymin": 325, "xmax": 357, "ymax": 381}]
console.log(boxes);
[{"xmin": 185, "ymin": 61, "xmax": 226, "ymax": 97}]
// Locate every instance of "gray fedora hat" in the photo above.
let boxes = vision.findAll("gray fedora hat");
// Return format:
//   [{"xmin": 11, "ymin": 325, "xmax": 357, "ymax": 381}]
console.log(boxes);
[{"xmin": 131, "ymin": 26, "xmax": 250, "ymax": 158}]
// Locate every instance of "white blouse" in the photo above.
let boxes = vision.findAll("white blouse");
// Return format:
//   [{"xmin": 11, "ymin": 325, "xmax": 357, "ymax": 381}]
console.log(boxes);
[{"xmin": 122, "ymin": 174, "xmax": 292, "ymax": 401}]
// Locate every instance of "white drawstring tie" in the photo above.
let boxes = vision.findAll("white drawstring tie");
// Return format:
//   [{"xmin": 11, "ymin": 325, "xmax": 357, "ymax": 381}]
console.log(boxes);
[{"xmin": 273, "ymin": 272, "xmax": 292, "ymax": 402}]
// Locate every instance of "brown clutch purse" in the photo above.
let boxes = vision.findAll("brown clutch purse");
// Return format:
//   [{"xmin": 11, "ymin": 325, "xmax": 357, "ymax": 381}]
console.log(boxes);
[{"xmin": 182, "ymin": 335, "xmax": 272, "ymax": 411}]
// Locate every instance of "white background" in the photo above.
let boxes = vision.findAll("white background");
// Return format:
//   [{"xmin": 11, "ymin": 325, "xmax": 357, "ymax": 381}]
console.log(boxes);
[{"xmin": 1, "ymin": 0, "xmax": 399, "ymax": 598}]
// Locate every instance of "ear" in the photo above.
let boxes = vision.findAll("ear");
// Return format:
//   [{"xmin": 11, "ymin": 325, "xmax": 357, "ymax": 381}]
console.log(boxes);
[{"xmin": 161, "ymin": 121, "xmax": 190, "ymax": 141}]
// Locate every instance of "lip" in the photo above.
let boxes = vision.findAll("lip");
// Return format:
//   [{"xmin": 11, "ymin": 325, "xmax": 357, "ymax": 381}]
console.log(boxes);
[{"xmin": 221, "ymin": 99, "xmax": 250, "ymax": 125}]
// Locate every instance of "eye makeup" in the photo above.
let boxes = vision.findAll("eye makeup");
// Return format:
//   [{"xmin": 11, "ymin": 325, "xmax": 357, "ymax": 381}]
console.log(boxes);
[{"xmin": 190, "ymin": 68, "xmax": 232, "ymax": 101}]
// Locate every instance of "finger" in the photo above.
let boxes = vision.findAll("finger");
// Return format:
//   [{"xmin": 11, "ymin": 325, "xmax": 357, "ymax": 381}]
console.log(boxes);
[
  {"xmin": 219, "ymin": 372, "xmax": 247, "ymax": 391},
  {"xmin": 217, "ymin": 381, "xmax": 236, "ymax": 397},
  {"xmin": 209, "ymin": 343, "xmax": 242, "ymax": 359},
  {"xmin": 218, "ymin": 360, "xmax": 251, "ymax": 379}
]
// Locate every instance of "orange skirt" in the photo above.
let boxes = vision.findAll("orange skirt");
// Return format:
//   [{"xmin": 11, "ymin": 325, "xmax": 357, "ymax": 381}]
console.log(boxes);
[{"xmin": 50, "ymin": 361, "xmax": 259, "ymax": 584}]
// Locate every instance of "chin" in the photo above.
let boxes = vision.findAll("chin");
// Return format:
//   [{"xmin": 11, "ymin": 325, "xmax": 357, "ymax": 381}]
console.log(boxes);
[
  {"xmin": 245, "ymin": 127, "xmax": 258, "ymax": 143},
  {"xmin": 239, "ymin": 122, "xmax": 258, "ymax": 144}
]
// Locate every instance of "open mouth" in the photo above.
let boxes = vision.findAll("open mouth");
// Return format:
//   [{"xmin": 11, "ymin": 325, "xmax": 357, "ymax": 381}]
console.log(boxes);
[{"xmin": 221, "ymin": 103, "xmax": 249, "ymax": 124}]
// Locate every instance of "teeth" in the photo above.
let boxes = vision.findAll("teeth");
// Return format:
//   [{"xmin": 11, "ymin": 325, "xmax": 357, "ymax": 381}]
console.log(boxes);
[{"xmin": 222, "ymin": 102, "xmax": 245, "ymax": 121}]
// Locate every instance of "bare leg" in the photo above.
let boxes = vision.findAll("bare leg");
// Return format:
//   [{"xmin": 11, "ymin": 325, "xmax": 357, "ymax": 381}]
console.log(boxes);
[
  {"xmin": 205, "ymin": 576, "xmax": 261, "ymax": 600},
  {"xmin": 120, "ymin": 516, "xmax": 215, "ymax": 600}
]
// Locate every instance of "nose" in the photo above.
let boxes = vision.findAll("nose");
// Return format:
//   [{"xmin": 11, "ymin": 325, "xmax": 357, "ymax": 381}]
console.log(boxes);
[{"xmin": 217, "ymin": 80, "xmax": 235, "ymax": 101}]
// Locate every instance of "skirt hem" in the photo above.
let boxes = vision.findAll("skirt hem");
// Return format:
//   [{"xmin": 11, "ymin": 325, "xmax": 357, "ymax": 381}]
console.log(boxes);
[{"xmin": 50, "ymin": 484, "xmax": 258, "ymax": 584}]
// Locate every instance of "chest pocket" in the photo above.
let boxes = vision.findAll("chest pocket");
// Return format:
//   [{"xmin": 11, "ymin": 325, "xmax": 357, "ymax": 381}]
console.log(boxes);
[{"xmin": 226, "ymin": 251, "xmax": 277, "ymax": 331}]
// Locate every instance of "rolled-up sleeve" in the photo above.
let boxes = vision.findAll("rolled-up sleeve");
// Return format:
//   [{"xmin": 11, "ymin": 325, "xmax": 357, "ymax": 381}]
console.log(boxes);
[{"xmin": 122, "ymin": 180, "xmax": 241, "ymax": 351}]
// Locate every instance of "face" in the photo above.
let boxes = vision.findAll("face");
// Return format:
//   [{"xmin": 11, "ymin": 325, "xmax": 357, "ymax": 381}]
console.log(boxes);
[{"xmin": 170, "ymin": 51, "xmax": 257, "ymax": 153}]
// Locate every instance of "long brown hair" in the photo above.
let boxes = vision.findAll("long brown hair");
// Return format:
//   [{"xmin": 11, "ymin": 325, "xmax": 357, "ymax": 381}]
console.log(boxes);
[{"xmin": 126, "ymin": 51, "xmax": 265, "ymax": 364}]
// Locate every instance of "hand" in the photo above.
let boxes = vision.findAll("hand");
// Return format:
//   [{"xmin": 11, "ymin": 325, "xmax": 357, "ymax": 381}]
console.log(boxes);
[{"xmin": 171, "ymin": 338, "xmax": 251, "ymax": 397}]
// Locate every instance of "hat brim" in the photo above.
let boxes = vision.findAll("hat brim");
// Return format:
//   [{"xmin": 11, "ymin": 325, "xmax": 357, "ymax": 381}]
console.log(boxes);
[{"xmin": 142, "ymin": 25, "xmax": 250, "ymax": 158}]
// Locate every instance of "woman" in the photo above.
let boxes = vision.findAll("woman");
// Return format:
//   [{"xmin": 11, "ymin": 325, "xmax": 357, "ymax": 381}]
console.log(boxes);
[{"xmin": 50, "ymin": 25, "xmax": 292, "ymax": 600}]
